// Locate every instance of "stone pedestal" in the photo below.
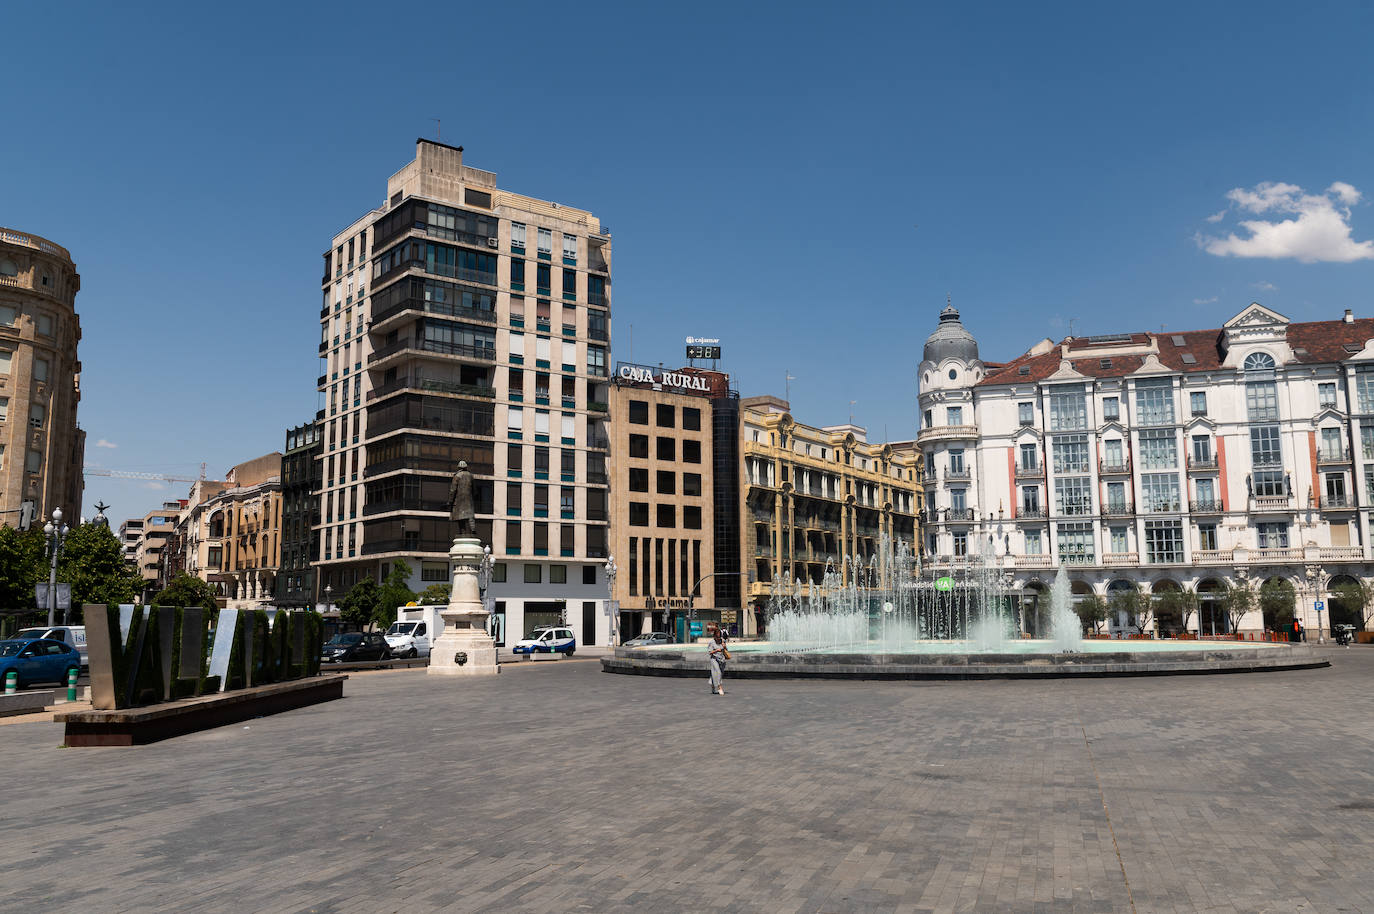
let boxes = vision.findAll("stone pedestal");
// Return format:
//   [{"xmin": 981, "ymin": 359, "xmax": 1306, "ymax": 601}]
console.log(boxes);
[{"xmin": 427, "ymin": 536, "xmax": 499, "ymax": 677}]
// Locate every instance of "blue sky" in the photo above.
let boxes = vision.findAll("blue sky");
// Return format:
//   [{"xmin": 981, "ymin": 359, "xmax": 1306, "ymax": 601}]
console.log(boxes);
[{"xmin": 5, "ymin": 2, "xmax": 1374, "ymax": 522}]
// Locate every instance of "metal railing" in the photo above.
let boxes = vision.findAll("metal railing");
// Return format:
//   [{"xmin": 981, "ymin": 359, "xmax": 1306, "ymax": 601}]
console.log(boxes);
[{"xmin": 1189, "ymin": 500, "xmax": 1224, "ymax": 513}]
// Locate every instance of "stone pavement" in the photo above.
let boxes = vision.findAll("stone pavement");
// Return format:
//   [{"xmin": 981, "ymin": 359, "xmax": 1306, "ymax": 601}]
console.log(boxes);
[{"xmin": 3, "ymin": 648, "xmax": 1373, "ymax": 913}]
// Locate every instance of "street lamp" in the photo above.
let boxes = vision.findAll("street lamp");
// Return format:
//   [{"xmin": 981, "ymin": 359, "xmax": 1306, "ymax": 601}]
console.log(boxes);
[
  {"xmin": 603, "ymin": 555, "xmax": 618, "ymax": 645},
  {"xmin": 479, "ymin": 545, "xmax": 496, "ymax": 640},
  {"xmin": 43, "ymin": 508, "xmax": 70, "ymax": 626},
  {"xmin": 324, "ymin": 584, "xmax": 333, "ymax": 615}
]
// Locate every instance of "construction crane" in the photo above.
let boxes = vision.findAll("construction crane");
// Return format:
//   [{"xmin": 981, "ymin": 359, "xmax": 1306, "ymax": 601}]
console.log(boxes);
[{"xmin": 83, "ymin": 462, "xmax": 207, "ymax": 485}]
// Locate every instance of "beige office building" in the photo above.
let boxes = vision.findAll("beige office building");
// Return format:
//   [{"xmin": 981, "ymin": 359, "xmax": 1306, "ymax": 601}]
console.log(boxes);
[{"xmin": 0, "ymin": 228, "xmax": 84, "ymax": 527}]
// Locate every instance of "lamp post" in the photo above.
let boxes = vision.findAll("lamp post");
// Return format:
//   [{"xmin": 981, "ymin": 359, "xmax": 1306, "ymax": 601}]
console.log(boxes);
[
  {"xmin": 603, "ymin": 555, "xmax": 618, "ymax": 645},
  {"xmin": 324, "ymin": 584, "xmax": 333, "ymax": 616},
  {"xmin": 43, "ymin": 508, "xmax": 69, "ymax": 626},
  {"xmin": 479, "ymin": 545, "xmax": 496, "ymax": 640}
]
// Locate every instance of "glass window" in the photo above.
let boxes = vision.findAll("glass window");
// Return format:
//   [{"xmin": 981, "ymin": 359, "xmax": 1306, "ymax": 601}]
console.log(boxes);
[
  {"xmin": 947, "ymin": 406, "xmax": 963, "ymax": 425},
  {"xmin": 1246, "ymin": 381, "xmax": 1279, "ymax": 421},
  {"xmin": 1024, "ymin": 529, "xmax": 1042, "ymax": 554},
  {"xmin": 28, "ymin": 403, "xmax": 44, "ymax": 429},
  {"xmin": 1253, "ymin": 469, "xmax": 1286, "ymax": 497},
  {"xmin": 0, "ymin": 349, "xmax": 11, "ymax": 376},
  {"xmin": 1048, "ymin": 385, "xmax": 1087, "ymax": 430},
  {"xmin": 682, "ymin": 408, "xmax": 701, "ymax": 431},
  {"xmin": 683, "ymin": 440, "xmax": 701, "ymax": 463},
  {"xmin": 629, "ymin": 502, "xmax": 649, "ymax": 526},
  {"xmin": 1105, "ymin": 481, "xmax": 1126, "ymax": 509},
  {"xmin": 1109, "ymin": 527, "xmax": 1129, "ymax": 554},
  {"xmin": 1141, "ymin": 473, "xmax": 1181, "ymax": 512},
  {"xmin": 1102, "ymin": 396, "xmax": 1119, "ymax": 421},
  {"xmin": 1191, "ymin": 435, "xmax": 1212, "ymax": 463},
  {"xmin": 1135, "ymin": 379, "xmax": 1175, "ymax": 426},
  {"xmin": 1244, "ymin": 352, "xmax": 1276, "ymax": 372},
  {"xmin": 950, "ymin": 489, "xmax": 966, "ymax": 510},
  {"xmin": 1362, "ymin": 423, "xmax": 1374, "ymax": 460},
  {"xmin": 948, "ymin": 448, "xmax": 965, "ymax": 474},
  {"xmin": 1256, "ymin": 522, "xmax": 1289, "ymax": 549},
  {"xmin": 1356, "ymin": 372, "xmax": 1374, "ymax": 414},
  {"xmin": 656, "ymin": 470, "xmax": 675, "ymax": 494},
  {"xmin": 656, "ymin": 437, "xmax": 675, "ymax": 461},
  {"xmin": 0, "ymin": 397, "xmax": 7, "ymax": 422},
  {"xmin": 628, "ymin": 435, "xmax": 649, "ymax": 459},
  {"xmin": 562, "ymin": 234, "xmax": 577, "ymax": 260},
  {"xmin": 32, "ymin": 357, "xmax": 47, "ymax": 383},
  {"xmin": 1320, "ymin": 427, "xmax": 1343, "ymax": 460},
  {"xmin": 952, "ymin": 531, "xmax": 967, "ymax": 556},
  {"xmin": 537, "ymin": 227, "xmax": 552, "ymax": 255},
  {"xmin": 36, "ymin": 314, "xmax": 53, "ymax": 336},
  {"xmin": 0, "ymin": 305, "xmax": 15, "ymax": 326},
  {"xmin": 1103, "ymin": 439, "xmax": 1124, "ymax": 468},
  {"xmin": 656, "ymin": 404, "xmax": 675, "ymax": 427},
  {"xmin": 1197, "ymin": 524, "xmax": 1218, "ymax": 550},
  {"xmin": 524, "ymin": 564, "xmax": 542, "ymax": 583},
  {"xmin": 1052, "ymin": 434, "xmax": 1089, "ymax": 474},
  {"xmin": 550, "ymin": 565, "xmax": 566, "ymax": 584},
  {"xmin": 1018, "ymin": 402, "xmax": 1033, "ymax": 425},
  {"xmin": 26, "ymin": 449, "xmax": 41, "ymax": 473},
  {"xmin": 1019, "ymin": 443, "xmax": 1038, "ymax": 470},
  {"xmin": 511, "ymin": 222, "xmax": 526, "ymax": 249},
  {"xmin": 656, "ymin": 504, "xmax": 675, "ymax": 527},
  {"xmin": 1056, "ymin": 522, "xmax": 1094, "ymax": 565},
  {"xmin": 1250, "ymin": 425, "xmax": 1282, "ymax": 467},
  {"xmin": 1055, "ymin": 477, "xmax": 1092, "ymax": 515},
  {"xmin": 1190, "ymin": 391, "xmax": 1207, "ymax": 415},
  {"xmin": 1139, "ymin": 429, "xmax": 1177, "ymax": 469},
  {"xmin": 1020, "ymin": 486, "xmax": 1040, "ymax": 512},
  {"xmin": 1319, "ymin": 382, "xmax": 1337, "ymax": 409},
  {"xmin": 628, "ymin": 400, "xmax": 648, "ymax": 424},
  {"xmin": 1195, "ymin": 477, "xmax": 1215, "ymax": 503},
  {"xmin": 1144, "ymin": 520, "xmax": 1183, "ymax": 564}
]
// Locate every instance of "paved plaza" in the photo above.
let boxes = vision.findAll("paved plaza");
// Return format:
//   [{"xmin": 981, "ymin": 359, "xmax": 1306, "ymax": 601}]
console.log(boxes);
[{"xmin": 3, "ymin": 648, "xmax": 1373, "ymax": 913}]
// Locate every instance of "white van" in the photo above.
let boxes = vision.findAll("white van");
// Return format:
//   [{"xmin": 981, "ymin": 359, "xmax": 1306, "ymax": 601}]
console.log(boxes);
[
  {"xmin": 16, "ymin": 625, "xmax": 88, "ymax": 671},
  {"xmin": 384, "ymin": 619, "xmax": 432, "ymax": 658}
]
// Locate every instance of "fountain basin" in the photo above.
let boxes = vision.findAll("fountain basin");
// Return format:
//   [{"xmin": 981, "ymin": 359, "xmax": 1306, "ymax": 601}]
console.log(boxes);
[{"xmin": 602, "ymin": 640, "xmax": 1328, "ymax": 680}]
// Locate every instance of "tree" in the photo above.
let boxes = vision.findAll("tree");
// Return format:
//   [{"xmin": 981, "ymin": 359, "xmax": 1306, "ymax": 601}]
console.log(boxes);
[
  {"xmin": 337, "ymin": 576, "xmax": 380, "ymax": 629},
  {"xmin": 1330, "ymin": 579, "xmax": 1374, "ymax": 631},
  {"xmin": 1258, "ymin": 578, "xmax": 1296, "ymax": 630},
  {"xmin": 418, "ymin": 583, "xmax": 451, "ymax": 605},
  {"xmin": 1153, "ymin": 585, "xmax": 1199, "ymax": 636},
  {"xmin": 152, "ymin": 572, "xmax": 219, "ymax": 613},
  {"xmin": 1075, "ymin": 594, "xmax": 1108, "ymax": 635},
  {"xmin": 58, "ymin": 523, "xmax": 140, "ymax": 607},
  {"xmin": 375, "ymin": 561, "xmax": 416, "ymax": 629},
  {"xmin": 0, "ymin": 525, "xmax": 45, "ymax": 609},
  {"xmin": 1220, "ymin": 580, "xmax": 1255, "ymax": 635},
  {"xmin": 1109, "ymin": 583, "xmax": 1150, "ymax": 635}
]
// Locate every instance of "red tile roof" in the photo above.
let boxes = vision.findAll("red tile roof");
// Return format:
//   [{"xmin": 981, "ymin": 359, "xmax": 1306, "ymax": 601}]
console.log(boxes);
[{"xmin": 978, "ymin": 318, "xmax": 1374, "ymax": 387}]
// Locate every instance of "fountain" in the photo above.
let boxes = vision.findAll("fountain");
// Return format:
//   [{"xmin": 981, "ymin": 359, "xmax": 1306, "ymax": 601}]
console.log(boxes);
[{"xmin": 604, "ymin": 536, "xmax": 1325, "ymax": 680}]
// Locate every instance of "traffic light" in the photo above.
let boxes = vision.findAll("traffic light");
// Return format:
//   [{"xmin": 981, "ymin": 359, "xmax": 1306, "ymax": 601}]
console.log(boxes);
[{"xmin": 18, "ymin": 500, "xmax": 35, "ymax": 531}]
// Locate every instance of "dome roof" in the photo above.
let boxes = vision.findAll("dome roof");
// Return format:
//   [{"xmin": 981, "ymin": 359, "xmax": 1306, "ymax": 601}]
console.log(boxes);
[{"xmin": 923, "ymin": 303, "xmax": 979, "ymax": 364}]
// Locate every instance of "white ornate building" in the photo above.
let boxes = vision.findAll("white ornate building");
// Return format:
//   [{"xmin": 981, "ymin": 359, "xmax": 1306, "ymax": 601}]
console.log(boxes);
[{"xmin": 918, "ymin": 302, "xmax": 1374, "ymax": 637}]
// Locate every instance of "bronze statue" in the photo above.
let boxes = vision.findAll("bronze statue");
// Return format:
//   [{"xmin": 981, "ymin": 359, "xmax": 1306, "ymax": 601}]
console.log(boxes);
[{"xmin": 448, "ymin": 460, "xmax": 477, "ymax": 537}]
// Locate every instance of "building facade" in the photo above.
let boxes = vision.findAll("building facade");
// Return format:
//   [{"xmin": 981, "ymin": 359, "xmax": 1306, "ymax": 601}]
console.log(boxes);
[
  {"xmin": 608, "ymin": 364, "xmax": 737, "ymax": 639},
  {"xmin": 316, "ymin": 139, "xmax": 613, "ymax": 645},
  {"xmin": 740, "ymin": 396, "xmax": 923, "ymax": 634},
  {"xmin": 277, "ymin": 422, "xmax": 321, "ymax": 608},
  {"xmin": 132, "ymin": 502, "xmax": 185, "ymax": 584},
  {"xmin": 0, "ymin": 228, "xmax": 84, "ymax": 528},
  {"xmin": 919, "ymin": 302, "xmax": 1374, "ymax": 636}
]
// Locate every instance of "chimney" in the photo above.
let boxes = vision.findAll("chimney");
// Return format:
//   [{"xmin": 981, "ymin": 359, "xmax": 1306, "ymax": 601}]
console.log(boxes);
[{"xmin": 1344, "ymin": 309, "xmax": 1354, "ymax": 323}]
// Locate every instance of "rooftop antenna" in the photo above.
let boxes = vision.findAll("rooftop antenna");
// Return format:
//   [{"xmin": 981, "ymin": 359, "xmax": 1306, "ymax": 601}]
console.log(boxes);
[
  {"xmin": 431, "ymin": 118, "xmax": 441, "ymax": 141},
  {"xmin": 785, "ymin": 371, "xmax": 796, "ymax": 404},
  {"xmin": 850, "ymin": 400, "xmax": 857, "ymax": 425},
  {"xmin": 1068, "ymin": 318, "xmax": 1077, "ymax": 338}
]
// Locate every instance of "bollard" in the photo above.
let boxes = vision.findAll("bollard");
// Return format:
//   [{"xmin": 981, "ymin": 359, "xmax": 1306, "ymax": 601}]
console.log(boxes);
[
  {"xmin": 67, "ymin": 667, "xmax": 78, "ymax": 702},
  {"xmin": 4, "ymin": 670, "xmax": 16, "ymax": 695}
]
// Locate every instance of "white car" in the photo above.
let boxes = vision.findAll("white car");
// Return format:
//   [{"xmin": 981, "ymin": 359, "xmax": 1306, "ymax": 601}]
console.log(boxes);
[
  {"xmin": 383, "ymin": 620, "xmax": 432, "ymax": 658},
  {"xmin": 512, "ymin": 626, "xmax": 576, "ymax": 658}
]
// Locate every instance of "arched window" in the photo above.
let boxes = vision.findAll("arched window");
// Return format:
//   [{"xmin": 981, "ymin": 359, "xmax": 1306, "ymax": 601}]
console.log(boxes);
[{"xmin": 1243, "ymin": 352, "xmax": 1276, "ymax": 372}]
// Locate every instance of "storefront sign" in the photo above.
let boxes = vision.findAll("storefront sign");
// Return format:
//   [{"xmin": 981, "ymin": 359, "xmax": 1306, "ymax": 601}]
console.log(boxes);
[
  {"xmin": 645, "ymin": 596, "xmax": 692, "ymax": 610},
  {"xmin": 617, "ymin": 363, "xmax": 711, "ymax": 392}
]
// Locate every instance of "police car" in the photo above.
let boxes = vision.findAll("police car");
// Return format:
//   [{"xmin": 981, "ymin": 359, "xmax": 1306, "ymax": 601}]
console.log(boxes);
[{"xmin": 512, "ymin": 626, "xmax": 576, "ymax": 658}]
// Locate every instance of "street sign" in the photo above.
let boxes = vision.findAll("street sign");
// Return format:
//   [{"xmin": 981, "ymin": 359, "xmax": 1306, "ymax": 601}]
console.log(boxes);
[
  {"xmin": 1314, "ymin": 601, "xmax": 1324, "ymax": 612},
  {"xmin": 934, "ymin": 577, "xmax": 954, "ymax": 592},
  {"xmin": 34, "ymin": 583, "xmax": 71, "ymax": 610}
]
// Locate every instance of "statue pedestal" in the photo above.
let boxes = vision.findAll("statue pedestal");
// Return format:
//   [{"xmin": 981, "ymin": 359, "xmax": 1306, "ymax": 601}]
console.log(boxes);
[{"xmin": 427, "ymin": 536, "xmax": 499, "ymax": 677}]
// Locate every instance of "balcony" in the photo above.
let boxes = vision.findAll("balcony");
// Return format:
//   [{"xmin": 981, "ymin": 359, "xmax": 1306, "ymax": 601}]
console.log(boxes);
[
  {"xmin": 369, "ymin": 337, "xmax": 496, "ymax": 366},
  {"xmin": 1317, "ymin": 546, "xmax": 1364, "ymax": 561},
  {"xmin": 1141, "ymin": 501, "xmax": 1182, "ymax": 514},
  {"xmin": 1012, "ymin": 554, "xmax": 1055, "ymax": 569},
  {"xmin": 1099, "ymin": 458, "xmax": 1131, "ymax": 475},
  {"xmin": 1016, "ymin": 507, "xmax": 1048, "ymax": 520},
  {"xmin": 1189, "ymin": 500, "xmax": 1224, "ymax": 513},
  {"xmin": 1186, "ymin": 456, "xmax": 1218, "ymax": 472},
  {"xmin": 944, "ymin": 467, "xmax": 971, "ymax": 482},
  {"xmin": 1317, "ymin": 448, "xmax": 1352, "ymax": 466},
  {"xmin": 1320, "ymin": 495, "xmax": 1356, "ymax": 511},
  {"xmin": 368, "ymin": 375, "xmax": 495, "ymax": 401},
  {"xmin": 1249, "ymin": 495, "xmax": 1293, "ymax": 513},
  {"xmin": 1103, "ymin": 552, "xmax": 1139, "ymax": 566},
  {"xmin": 946, "ymin": 508, "xmax": 975, "ymax": 522},
  {"xmin": 1101, "ymin": 502, "xmax": 1134, "ymax": 517},
  {"xmin": 916, "ymin": 424, "xmax": 979, "ymax": 444},
  {"xmin": 1014, "ymin": 462, "xmax": 1044, "ymax": 479}
]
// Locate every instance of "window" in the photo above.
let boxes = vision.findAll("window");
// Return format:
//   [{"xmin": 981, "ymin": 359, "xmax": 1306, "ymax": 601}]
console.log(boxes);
[
  {"xmin": 683, "ymin": 440, "xmax": 702, "ymax": 463},
  {"xmin": 656, "ymin": 504, "xmax": 675, "ymax": 527},
  {"xmin": 628, "ymin": 467, "xmax": 648, "ymax": 491},
  {"xmin": 546, "ymin": 564, "xmax": 565, "ymax": 584},
  {"xmin": 28, "ymin": 404, "xmax": 44, "ymax": 429},
  {"xmin": 507, "ymin": 520, "xmax": 522, "ymax": 551},
  {"xmin": 656, "ymin": 437, "xmax": 675, "ymax": 461},
  {"xmin": 1055, "ymin": 477, "xmax": 1092, "ymax": 515},
  {"xmin": 511, "ymin": 222, "xmax": 526, "ymax": 250},
  {"xmin": 1320, "ymin": 427, "xmax": 1344, "ymax": 460},
  {"xmin": 1250, "ymin": 425, "xmax": 1282, "ymax": 467},
  {"xmin": 583, "ymin": 565, "xmax": 596, "ymax": 585},
  {"xmin": 1135, "ymin": 379, "xmax": 1175, "ymax": 426},
  {"xmin": 1191, "ymin": 435, "xmax": 1212, "ymax": 463},
  {"xmin": 1246, "ymin": 380, "xmax": 1279, "ymax": 421},
  {"xmin": 1253, "ymin": 469, "xmax": 1286, "ymax": 497},
  {"xmin": 1056, "ymin": 522, "xmax": 1094, "ymax": 565},
  {"xmin": 1102, "ymin": 396, "xmax": 1120, "ymax": 421},
  {"xmin": 682, "ymin": 408, "xmax": 701, "ymax": 431},
  {"xmin": 1144, "ymin": 520, "xmax": 1183, "ymax": 564},
  {"xmin": 656, "ymin": 470, "xmax": 675, "ymax": 494},
  {"xmin": 1052, "ymin": 434, "xmax": 1089, "ymax": 474},
  {"xmin": 629, "ymin": 434, "xmax": 649, "ymax": 459},
  {"xmin": 683, "ymin": 473, "xmax": 702, "ymax": 496},
  {"xmin": 947, "ymin": 406, "xmax": 963, "ymax": 425},
  {"xmin": 562, "ymin": 269, "xmax": 576, "ymax": 298},
  {"xmin": 562, "ymin": 233, "xmax": 577, "ymax": 261},
  {"xmin": 948, "ymin": 449, "xmax": 965, "ymax": 474},
  {"xmin": 536, "ymin": 264, "xmax": 551, "ymax": 295},
  {"xmin": 629, "ymin": 502, "xmax": 649, "ymax": 526},
  {"xmin": 1139, "ymin": 429, "xmax": 1177, "ymax": 469},
  {"xmin": 0, "ymin": 349, "xmax": 9, "ymax": 376},
  {"xmin": 1103, "ymin": 439, "xmax": 1124, "ymax": 468},
  {"xmin": 683, "ymin": 505, "xmax": 702, "ymax": 529},
  {"xmin": 507, "ymin": 405, "xmax": 524, "ymax": 434},
  {"xmin": 1018, "ymin": 402, "xmax": 1033, "ymax": 426},
  {"xmin": 628, "ymin": 400, "xmax": 648, "ymax": 424},
  {"xmin": 952, "ymin": 531, "xmax": 967, "ymax": 556},
  {"xmin": 1197, "ymin": 524, "xmax": 1218, "ymax": 551},
  {"xmin": 1256, "ymin": 522, "xmax": 1289, "ymax": 549},
  {"xmin": 1319, "ymin": 382, "xmax": 1337, "ymax": 409},
  {"xmin": 421, "ymin": 563, "xmax": 448, "ymax": 582},
  {"xmin": 1048, "ymin": 385, "xmax": 1088, "ymax": 430},
  {"xmin": 587, "ymin": 346, "xmax": 607, "ymax": 376},
  {"xmin": 1109, "ymin": 527, "xmax": 1129, "ymax": 554},
  {"xmin": 560, "ymin": 486, "xmax": 574, "ymax": 514},
  {"xmin": 0, "ymin": 396, "xmax": 6, "ymax": 422},
  {"xmin": 492, "ymin": 563, "xmax": 507, "ymax": 583},
  {"xmin": 1105, "ymin": 481, "xmax": 1126, "ymax": 510},
  {"xmin": 950, "ymin": 489, "xmax": 966, "ymax": 511},
  {"xmin": 26, "ymin": 449, "xmax": 41, "ymax": 474},
  {"xmin": 32, "ymin": 357, "xmax": 47, "ymax": 383},
  {"xmin": 1195, "ymin": 478, "xmax": 1215, "ymax": 504},
  {"xmin": 656, "ymin": 403, "xmax": 675, "ymax": 427},
  {"xmin": 1024, "ymin": 529, "xmax": 1042, "ymax": 554},
  {"xmin": 524, "ymin": 564, "xmax": 542, "ymax": 583},
  {"xmin": 1141, "ymin": 473, "xmax": 1181, "ymax": 512},
  {"xmin": 1326, "ymin": 473, "xmax": 1347, "ymax": 502},
  {"xmin": 1243, "ymin": 352, "xmax": 1276, "ymax": 372},
  {"xmin": 1020, "ymin": 486, "xmax": 1040, "ymax": 512},
  {"xmin": 537, "ymin": 227, "xmax": 552, "ymax": 256},
  {"xmin": 1190, "ymin": 391, "xmax": 1207, "ymax": 416},
  {"xmin": 1018, "ymin": 442, "xmax": 1038, "ymax": 470}
]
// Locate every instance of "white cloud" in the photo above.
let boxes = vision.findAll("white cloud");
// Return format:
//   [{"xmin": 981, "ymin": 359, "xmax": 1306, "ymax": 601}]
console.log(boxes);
[
  {"xmin": 95, "ymin": 438, "xmax": 118, "ymax": 449},
  {"xmin": 1199, "ymin": 181, "xmax": 1374, "ymax": 263},
  {"xmin": 1252, "ymin": 280, "xmax": 1277, "ymax": 291},
  {"xmin": 1193, "ymin": 296, "xmax": 1218, "ymax": 305},
  {"xmin": 1205, "ymin": 211, "xmax": 1226, "ymax": 223}
]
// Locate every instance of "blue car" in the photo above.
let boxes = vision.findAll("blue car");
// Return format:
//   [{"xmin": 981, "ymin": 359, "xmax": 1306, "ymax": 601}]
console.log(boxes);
[{"xmin": 0, "ymin": 638, "xmax": 82, "ymax": 690}]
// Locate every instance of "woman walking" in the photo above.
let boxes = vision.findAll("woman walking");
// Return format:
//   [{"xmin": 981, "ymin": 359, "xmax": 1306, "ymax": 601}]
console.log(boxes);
[{"xmin": 707, "ymin": 627, "xmax": 730, "ymax": 695}]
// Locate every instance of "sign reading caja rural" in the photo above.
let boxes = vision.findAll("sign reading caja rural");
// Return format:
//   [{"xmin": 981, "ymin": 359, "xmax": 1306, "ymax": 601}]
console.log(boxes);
[{"xmin": 83, "ymin": 604, "xmax": 325, "ymax": 711}]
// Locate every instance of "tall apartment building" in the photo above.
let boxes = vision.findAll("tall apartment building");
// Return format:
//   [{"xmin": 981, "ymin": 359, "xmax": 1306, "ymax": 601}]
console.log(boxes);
[
  {"xmin": 0, "ymin": 228, "xmax": 84, "ymax": 527},
  {"xmin": 277, "ymin": 421, "xmax": 322, "ymax": 608},
  {"xmin": 740, "ymin": 397, "xmax": 923, "ymax": 634},
  {"xmin": 317, "ymin": 140, "xmax": 613, "ymax": 644},
  {"xmin": 918, "ymin": 301, "xmax": 1374, "ymax": 636},
  {"xmin": 608, "ymin": 364, "xmax": 739, "ymax": 640},
  {"xmin": 132, "ymin": 502, "xmax": 184, "ymax": 583},
  {"xmin": 118, "ymin": 517, "xmax": 143, "ymax": 565}
]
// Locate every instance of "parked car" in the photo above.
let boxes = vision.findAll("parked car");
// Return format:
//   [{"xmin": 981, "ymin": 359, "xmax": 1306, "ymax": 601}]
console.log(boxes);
[
  {"xmin": 384, "ymin": 619, "xmax": 432, "ymax": 658},
  {"xmin": 512, "ymin": 626, "xmax": 576, "ymax": 658},
  {"xmin": 321, "ymin": 632, "xmax": 392, "ymax": 663},
  {"xmin": 15, "ymin": 626, "xmax": 87, "ymax": 670},
  {"xmin": 623, "ymin": 632, "xmax": 671, "ymax": 647},
  {"xmin": 0, "ymin": 638, "xmax": 82, "ymax": 689}
]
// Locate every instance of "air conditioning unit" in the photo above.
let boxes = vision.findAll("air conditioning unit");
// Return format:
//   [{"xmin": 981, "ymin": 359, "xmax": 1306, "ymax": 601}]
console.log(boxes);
[{"xmin": 486, "ymin": 237, "xmax": 499, "ymax": 248}]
